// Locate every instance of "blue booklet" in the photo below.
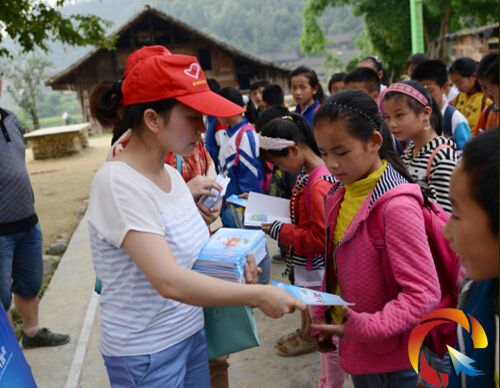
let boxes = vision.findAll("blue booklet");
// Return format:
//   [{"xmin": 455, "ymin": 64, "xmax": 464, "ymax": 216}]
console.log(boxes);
[
  {"xmin": 226, "ymin": 194, "xmax": 248, "ymax": 207},
  {"xmin": 272, "ymin": 282, "xmax": 354, "ymax": 306},
  {"xmin": 193, "ymin": 228, "xmax": 266, "ymax": 282}
]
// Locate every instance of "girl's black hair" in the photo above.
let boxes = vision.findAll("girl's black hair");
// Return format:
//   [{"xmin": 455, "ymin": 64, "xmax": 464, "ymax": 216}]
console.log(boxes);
[
  {"xmin": 382, "ymin": 79, "xmax": 444, "ymax": 136},
  {"xmin": 449, "ymin": 57, "xmax": 482, "ymax": 93},
  {"xmin": 359, "ymin": 55, "xmax": 388, "ymax": 85},
  {"xmin": 255, "ymin": 105, "xmax": 290, "ymax": 133},
  {"xmin": 477, "ymin": 53, "xmax": 499, "ymax": 86},
  {"xmin": 290, "ymin": 66, "xmax": 325, "ymax": 103},
  {"xmin": 314, "ymin": 89, "xmax": 414, "ymax": 183},
  {"xmin": 260, "ymin": 113, "xmax": 321, "ymax": 160},
  {"xmin": 90, "ymin": 81, "xmax": 178, "ymax": 141},
  {"xmin": 461, "ymin": 127, "xmax": 499, "ymax": 234}
]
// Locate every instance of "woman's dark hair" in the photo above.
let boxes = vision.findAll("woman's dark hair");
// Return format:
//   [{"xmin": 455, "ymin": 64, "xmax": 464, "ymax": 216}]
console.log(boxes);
[
  {"xmin": 290, "ymin": 66, "xmax": 325, "ymax": 103},
  {"xmin": 90, "ymin": 81, "xmax": 178, "ymax": 142},
  {"xmin": 461, "ymin": 127, "xmax": 499, "ymax": 234},
  {"xmin": 260, "ymin": 113, "xmax": 320, "ymax": 160},
  {"xmin": 449, "ymin": 57, "xmax": 482, "ymax": 93},
  {"xmin": 314, "ymin": 89, "xmax": 414, "ymax": 183},
  {"xmin": 382, "ymin": 80, "xmax": 444, "ymax": 135},
  {"xmin": 358, "ymin": 55, "xmax": 388, "ymax": 85},
  {"xmin": 477, "ymin": 53, "xmax": 499, "ymax": 86}
]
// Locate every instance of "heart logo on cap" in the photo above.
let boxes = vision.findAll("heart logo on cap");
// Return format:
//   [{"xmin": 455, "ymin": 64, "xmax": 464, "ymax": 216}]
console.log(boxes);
[{"xmin": 184, "ymin": 63, "xmax": 201, "ymax": 80}]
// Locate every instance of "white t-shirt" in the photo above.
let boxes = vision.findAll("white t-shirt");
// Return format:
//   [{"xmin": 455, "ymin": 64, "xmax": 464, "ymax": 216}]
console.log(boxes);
[{"xmin": 87, "ymin": 162, "xmax": 210, "ymax": 356}]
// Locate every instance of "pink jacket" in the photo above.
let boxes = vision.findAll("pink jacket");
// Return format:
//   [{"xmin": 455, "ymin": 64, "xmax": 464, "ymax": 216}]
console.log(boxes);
[{"xmin": 314, "ymin": 165, "xmax": 441, "ymax": 375}]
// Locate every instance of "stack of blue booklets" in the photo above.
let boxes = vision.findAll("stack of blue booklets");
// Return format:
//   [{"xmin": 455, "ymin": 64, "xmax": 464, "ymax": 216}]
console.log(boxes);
[{"xmin": 193, "ymin": 228, "xmax": 266, "ymax": 283}]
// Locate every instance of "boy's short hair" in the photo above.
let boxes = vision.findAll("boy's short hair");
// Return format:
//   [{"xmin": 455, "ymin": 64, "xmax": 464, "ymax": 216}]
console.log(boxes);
[
  {"xmin": 249, "ymin": 79, "xmax": 270, "ymax": 91},
  {"xmin": 328, "ymin": 72, "xmax": 346, "ymax": 90},
  {"xmin": 343, "ymin": 67, "xmax": 381, "ymax": 94},
  {"xmin": 217, "ymin": 87, "xmax": 245, "ymax": 107},
  {"xmin": 411, "ymin": 59, "xmax": 448, "ymax": 87},
  {"xmin": 406, "ymin": 53, "xmax": 429, "ymax": 69},
  {"xmin": 262, "ymin": 84, "xmax": 284, "ymax": 106}
]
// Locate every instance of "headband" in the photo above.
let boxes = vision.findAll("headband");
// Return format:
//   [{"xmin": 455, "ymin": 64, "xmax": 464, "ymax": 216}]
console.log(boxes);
[
  {"xmin": 323, "ymin": 100, "xmax": 380, "ymax": 130},
  {"xmin": 379, "ymin": 82, "xmax": 429, "ymax": 114},
  {"xmin": 258, "ymin": 134, "xmax": 296, "ymax": 151}
]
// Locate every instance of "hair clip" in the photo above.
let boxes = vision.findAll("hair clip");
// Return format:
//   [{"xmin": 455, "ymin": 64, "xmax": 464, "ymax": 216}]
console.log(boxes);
[{"xmin": 281, "ymin": 115, "xmax": 293, "ymax": 121}]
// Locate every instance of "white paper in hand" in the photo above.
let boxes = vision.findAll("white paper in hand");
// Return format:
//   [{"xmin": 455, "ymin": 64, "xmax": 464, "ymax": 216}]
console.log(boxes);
[
  {"xmin": 244, "ymin": 192, "xmax": 291, "ymax": 227},
  {"xmin": 200, "ymin": 174, "xmax": 230, "ymax": 209}
]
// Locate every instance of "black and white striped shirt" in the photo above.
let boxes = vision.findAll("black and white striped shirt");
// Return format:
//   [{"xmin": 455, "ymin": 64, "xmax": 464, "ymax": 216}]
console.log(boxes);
[{"xmin": 402, "ymin": 136, "xmax": 457, "ymax": 212}]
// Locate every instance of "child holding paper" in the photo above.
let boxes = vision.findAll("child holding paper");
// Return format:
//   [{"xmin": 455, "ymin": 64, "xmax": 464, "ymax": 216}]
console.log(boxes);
[
  {"xmin": 311, "ymin": 90, "xmax": 441, "ymax": 387},
  {"xmin": 259, "ymin": 114, "xmax": 345, "ymax": 386}
]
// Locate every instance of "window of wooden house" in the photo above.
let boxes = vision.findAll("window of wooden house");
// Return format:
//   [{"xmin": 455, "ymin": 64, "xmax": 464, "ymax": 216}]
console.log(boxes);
[{"xmin": 198, "ymin": 49, "xmax": 212, "ymax": 70}]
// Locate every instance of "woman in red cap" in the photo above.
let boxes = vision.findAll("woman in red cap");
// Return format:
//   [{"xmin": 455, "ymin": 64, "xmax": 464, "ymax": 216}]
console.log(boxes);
[{"xmin": 88, "ymin": 47, "xmax": 305, "ymax": 387}]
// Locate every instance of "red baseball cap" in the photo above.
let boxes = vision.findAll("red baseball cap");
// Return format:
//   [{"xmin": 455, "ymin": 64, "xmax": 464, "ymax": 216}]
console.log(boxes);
[
  {"xmin": 124, "ymin": 45, "xmax": 171, "ymax": 78},
  {"xmin": 121, "ymin": 51, "xmax": 244, "ymax": 118}
]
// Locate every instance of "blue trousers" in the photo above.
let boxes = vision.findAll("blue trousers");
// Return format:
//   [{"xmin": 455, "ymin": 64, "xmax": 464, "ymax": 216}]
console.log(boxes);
[
  {"xmin": 0, "ymin": 223, "xmax": 43, "ymax": 311},
  {"xmin": 351, "ymin": 369, "xmax": 418, "ymax": 388},
  {"xmin": 103, "ymin": 330, "xmax": 210, "ymax": 388}
]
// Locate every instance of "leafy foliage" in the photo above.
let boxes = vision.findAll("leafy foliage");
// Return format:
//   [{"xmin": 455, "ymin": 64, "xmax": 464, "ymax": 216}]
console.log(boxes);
[
  {"xmin": 1, "ymin": 53, "xmax": 52, "ymax": 129},
  {"xmin": 301, "ymin": 0, "xmax": 498, "ymax": 81},
  {"xmin": 0, "ymin": 0, "xmax": 116, "ymax": 57}
]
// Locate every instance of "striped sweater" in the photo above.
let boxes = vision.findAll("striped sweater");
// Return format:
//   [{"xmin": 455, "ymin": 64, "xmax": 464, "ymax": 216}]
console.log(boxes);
[{"xmin": 402, "ymin": 136, "xmax": 457, "ymax": 212}]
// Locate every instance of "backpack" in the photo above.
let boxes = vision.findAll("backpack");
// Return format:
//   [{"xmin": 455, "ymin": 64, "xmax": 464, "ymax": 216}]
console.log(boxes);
[
  {"xmin": 443, "ymin": 104, "xmax": 456, "ymax": 138},
  {"xmin": 299, "ymin": 165, "xmax": 332, "ymax": 271},
  {"xmin": 234, "ymin": 124, "xmax": 269, "ymax": 192},
  {"xmin": 372, "ymin": 197, "xmax": 464, "ymax": 357}
]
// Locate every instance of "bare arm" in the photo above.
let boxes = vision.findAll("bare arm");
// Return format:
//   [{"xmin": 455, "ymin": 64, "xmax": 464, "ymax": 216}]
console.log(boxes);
[{"xmin": 122, "ymin": 231, "xmax": 305, "ymax": 318}]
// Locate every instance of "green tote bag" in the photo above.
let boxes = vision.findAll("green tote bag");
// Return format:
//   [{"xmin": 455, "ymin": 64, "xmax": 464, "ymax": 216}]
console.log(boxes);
[{"xmin": 203, "ymin": 305, "xmax": 260, "ymax": 360}]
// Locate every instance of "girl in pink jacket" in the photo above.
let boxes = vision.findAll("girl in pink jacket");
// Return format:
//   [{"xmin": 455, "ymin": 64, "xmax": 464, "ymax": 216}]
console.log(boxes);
[{"xmin": 311, "ymin": 89, "xmax": 441, "ymax": 387}]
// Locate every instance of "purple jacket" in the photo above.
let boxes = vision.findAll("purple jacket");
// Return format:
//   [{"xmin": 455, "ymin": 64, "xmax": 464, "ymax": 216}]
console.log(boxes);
[{"xmin": 314, "ymin": 164, "xmax": 441, "ymax": 374}]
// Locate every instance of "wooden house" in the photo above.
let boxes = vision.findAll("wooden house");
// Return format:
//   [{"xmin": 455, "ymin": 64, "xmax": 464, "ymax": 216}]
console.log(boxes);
[{"xmin": 47, "ymin": 6, "xmax": 290, "ymax": 127}]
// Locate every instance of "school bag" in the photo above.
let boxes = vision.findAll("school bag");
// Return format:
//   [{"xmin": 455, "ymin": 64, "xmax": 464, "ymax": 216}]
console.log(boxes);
[
  {"xmin": 443, "ymin": 104, "xmax": 456, "ymax": 138},
  {"xmin": 298, "ymin": 164, "xmax": 332, "ymax": 271},
  {"xmin": 233, "ymin": 124, "xmax": 270, "ymax": 193},
  {"xmin": 372, "ymin": 194, "xmax": 464, "ymax": 357}
]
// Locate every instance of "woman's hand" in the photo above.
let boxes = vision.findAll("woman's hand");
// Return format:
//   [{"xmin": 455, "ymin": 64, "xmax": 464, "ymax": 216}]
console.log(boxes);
[
  {"xmin": 196, "ymin": 201, "xmax": 221, "ymax": 225},
  {"xmin": 244, "ymin": 253, "xmax": 262, "ymax": 284},
  {"xmin": 255, "ymin": 285, "xmax": 306, "ymax": 319},
  {"xmin": 187, "ymin": 176, "xmax": 222, "ymax": 201},
  {"xmin": 261, "ymin": 223, "xmax": 272, "ymax": 235}
]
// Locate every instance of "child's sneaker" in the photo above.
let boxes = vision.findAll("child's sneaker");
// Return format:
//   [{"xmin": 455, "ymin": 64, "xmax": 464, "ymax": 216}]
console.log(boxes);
[{"xmin": 22, "ymin": 328, "xmax": 70, "ymax": 348}]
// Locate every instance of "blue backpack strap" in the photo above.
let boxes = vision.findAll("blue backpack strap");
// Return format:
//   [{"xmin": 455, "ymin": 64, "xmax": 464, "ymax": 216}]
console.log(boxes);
[
  {"xmin": 443, "ymin": 104, "xmax": 456, "ymax": 137},
  {"xmin": 175, "ymin": 154, "xmax": 183, "ymax": 173}
]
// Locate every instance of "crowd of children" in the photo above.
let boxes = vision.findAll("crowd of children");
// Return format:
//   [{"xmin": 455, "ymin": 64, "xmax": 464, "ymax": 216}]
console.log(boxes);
[{"xmin": 87, "ymin": 44, "xmax": 498, "ymax": 388}]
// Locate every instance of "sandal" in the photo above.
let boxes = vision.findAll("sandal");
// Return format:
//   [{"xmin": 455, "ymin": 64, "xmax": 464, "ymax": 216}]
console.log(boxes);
[
  {"xmin": 274, "ymin": 328, "xmax": 301, "ymax": 348},
  {"xmin": 275, "ymin": 331, "xmax": 316, "ymax": 357}
]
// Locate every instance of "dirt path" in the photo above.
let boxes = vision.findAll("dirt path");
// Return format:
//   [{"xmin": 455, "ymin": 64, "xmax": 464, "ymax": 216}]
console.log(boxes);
[{"xmin": 27, "ymin": 134, "xmax": 112, "ymax": 251}]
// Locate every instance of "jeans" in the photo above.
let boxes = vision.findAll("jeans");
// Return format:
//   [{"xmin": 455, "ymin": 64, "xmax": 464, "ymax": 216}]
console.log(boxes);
[
  {"xmin": 351, "ymin": 369, "xmax": 418, "ymax": 388},
  {"xmin": 103, "ymin": 329, "xmax": 210, "ymax": 388},
  {"xmin": 0, "ymin": 223, "xmax": 43, "ymax": 311}
]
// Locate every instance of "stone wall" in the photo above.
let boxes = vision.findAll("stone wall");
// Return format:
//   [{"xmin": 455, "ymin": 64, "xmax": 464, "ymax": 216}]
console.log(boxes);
[{"xmin": 30, "ymin": 130, "xmax": 89, "ymax": 160}]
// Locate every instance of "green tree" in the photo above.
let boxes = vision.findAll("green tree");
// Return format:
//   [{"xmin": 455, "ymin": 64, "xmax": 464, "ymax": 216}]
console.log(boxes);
[
  {"xmin": 1, "ymin": 53, "xmax": 52, "ymax": 130},
  {"xmin": 301, "ymin": 0, "xmax": 498, "ymax": 81},
  {"xmin": 0, "ymin": 0, "xmax": 115, "ymax": 57}
]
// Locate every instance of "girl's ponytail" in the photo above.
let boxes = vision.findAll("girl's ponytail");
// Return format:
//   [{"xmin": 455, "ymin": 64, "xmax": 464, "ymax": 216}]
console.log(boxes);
[{"xmin": 90, "ymin": 81, "xmax": 125, "ymax": 134}]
